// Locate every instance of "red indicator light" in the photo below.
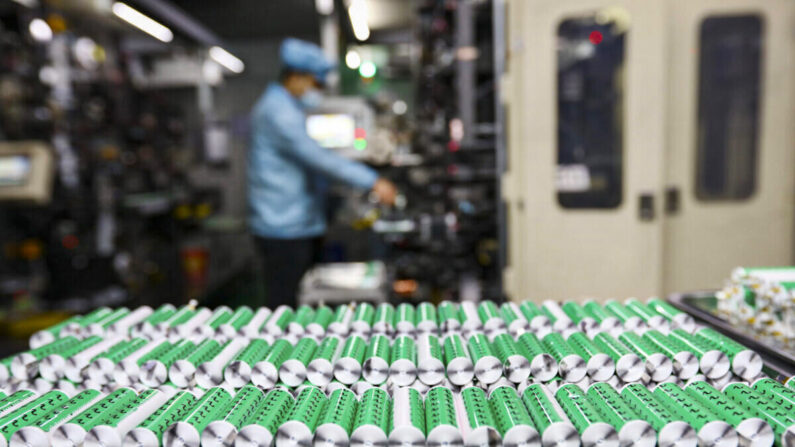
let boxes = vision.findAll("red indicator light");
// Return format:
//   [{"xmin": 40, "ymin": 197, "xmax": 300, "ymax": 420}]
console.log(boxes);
[
  {"xmin": 354, "ymin": 128, "xmax": 366, "ymax": 139},
  {"xmin": 589, "ymin": 31, "xmax": 603, "ymax": 45},
  {"xmin": 62, "ymin": 235, "xmax": 79, "ymax": 250}
]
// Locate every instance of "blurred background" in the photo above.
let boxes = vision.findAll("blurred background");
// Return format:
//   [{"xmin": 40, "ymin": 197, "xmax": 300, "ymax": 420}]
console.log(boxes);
[{"xmin": 0, "ymin": 0, "xmax": 792, "ymax": 352}]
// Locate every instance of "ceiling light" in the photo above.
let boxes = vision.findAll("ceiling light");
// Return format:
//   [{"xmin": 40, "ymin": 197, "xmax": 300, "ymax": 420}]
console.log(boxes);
[
  {"xmin": 348, "ymin": 0, "xmax": 370, "ymax": 41},
  {"xmin": 29, "ymin": 18, "xmax": 52, "ymax": 42},
  {"xmin": 11, "ymin": 0, "xmax": 38, "ymax": 7},
  {"xmin": 209, "ymin": 46, "xmax": 245, "ymax": 74},
  {"xmin": 345, "ymin": 50, "xmax": 361, "ymax": 69},
  {"xmin": 315, "ymin": 0, "xmax": 334, "ymax": 15},
  {"xmin": 359, "ymin": 61, "xmax": 376, "ymax": 78},
  {"xmin": 112, "ymin": 2, "xmax": 173, "ymax": 43}
]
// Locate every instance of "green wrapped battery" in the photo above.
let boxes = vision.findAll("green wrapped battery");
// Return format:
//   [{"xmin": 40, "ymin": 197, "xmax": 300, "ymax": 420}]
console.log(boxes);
[
  {"xmin": 488, "ymin": 385, "xmax": 540, "ymax": 447},
  {"xmin": 561, "ymin": 302, "xmax": 589, "ymax": 324},
  {"xmin": 351, "ymin": 387, "xmax": 391, "ymax": 447},
  {"xmin": 217, "ymin": 306, "xmax": 254, "ymax": 334},
  {"xmin": 468, "ymin": 333, "xmax": 503, "ymax": 385},
  {"xmin": 582, "ymin": 301, "xmax": 616, "ymax": 325},
  {"xmin": 373, "ymin": 303, "xmax": 396, "ymax": 334},
  {"xmin": 279, "ymin": 336, "xmax": 319, "ymax": 386},
  {"xmin": 515, "ymin": 332, "xmax": 557, "ymax": 382},
  {"xmin": 237, "ymin": 388, "xmax": 295, "ymax": 447},
  {"xmin": 40, "ymin": 335, "xmax": 103, "ymax": 382},
  {"xmin": 425, "ymin": 386, "xmax": 462, "ymax": 446},
  {"xmin": 695, "ymin": 328, "xmax": 763, "ymax": 380},
  {"xmin": 276, "ymin": 386, "xmax": 328, "ymax": 446},
  {"xmin": 669, "ymin": 329, "xmax": 730, "ymax": 379},
  {"xmin": 555, "ymin": 384, "xmax": 619, "ymax": 447},
  {"xmin": 417, "ymin": 302, "xmax": 438, "ymax": 332},
  {"xmin": 141, "ymin": 339, "xmax": 196, "ymax": 387},
  {"xmin": 416, "ymin": 333, "xmax": 445, "ymax": 386},
  {"xmin": 334, "ymin": 335, "xmax": 367, "ymax": 385},
  {"xmin": 137, "ymin": 340, "xmax": 172, "ymax": 366},
  {"xmin": 307, "ymin": 305, "xmax": 334, "ymax": 336},
  {"xmin": 52, "ymin": 387, "xmax": 138, "ymax": 446},
  {"xmin": 619, "ymin": 331, "xmax": 673, "ymax": 382},
  {"xmin": 788, "ymin": 377, "xmax": 795, "ymax": 390},
  {"xmin": 624, "ymin": 299, "xmax": 668, "ymax": 328},
  {"xmin": 604, "ymin": 301, "xmax": 644, "ymax": 329},
  {"xmin": 307, "ymin": 335, "xmax": 343, "ymax": 387},
  {"xmin": 567, "ymin": 332, "xmax": 615, "ymax": 382},
  {"xmin": 460, "ymin": 386, "xmax": 501, "ymax": 445},
  {"xmin": 264, "ymin": 306, "xmax": 295, "ymax": 335},
  {"xmin": 459, "ymin": 302, "xmax": 483, "ymax": 332},
  {"xmin": 647, "ymin": 298, "xmax": 695, "ymax": 332},
  {"xmin": 390, "ymin": 334, "xmax": 417, "ymax": 386},
  {"xmin": 389, "ymin": 386, "xmax": 425, "ymax": 446},
  {"xmin": 724, "ymin": 383, "xmax": 795, "ymax": 447},
  {"xmin": 491, "ymin": 333, "xmax": 531, "ymax": 383},
  {"xmin": 478, "ymin": 300, "xmax": 505, "ymax": 329},
  {"xmin": 87, "ymin": 307, "xmax": 130, "ymax": 333},
  {"xmin": 289, "ymin": 305, "xmax": 316, "ymax": 334},
  {"xmin": 224, "ymin": 338, "xmax": 270, "ymax": 388},
  {"xmin": 437, "ymin": 301, "xmax": 461, "ymax": 331},
  {"xmin": 201, "ymin": 385, "xmax": 264, "ymax": 446},
  {"xmin": 0, "ymin": 390, "xmax": 36, "ymax": 415},
  {"xmin": 12, "ymin": 336, "xmax": 84, "ymax": 379},
  {"xmin": 362, "ymin": 334, "xmax": 391, "ymax": 385},
  {"xmin": 169, "ymin": 338, "xmax": 222, "ymax": 388},
  {"xmin": 205, "ymin": 306, "xmax": 234, "ymax": 330},
  {"xmin": 586, "ymin": 382, "xmax": 655, "ymax": 447},
  {"xmin": 395, "ymin": 302, "xmax": 416, "ymax": 333},
  {"xmin": 252, "ymin": 338, "xmax": 294, "ymax": 388},
  {"xmin": 0, "ymin": 390, "xmax": 69, "ymax": 438},
  {"xmin": 543, "ymin": 332, "xmax": 587, "ymax": 383},
  {"xmin": 593, "ymin": 332, "xmax": 644, "ymax": 382},
  {"xmin": 315, "ymin": 388, "xmax": 358, "ymax": 446},
  {"xmin": 143, "ymin": 303, "xmax": 177, "ymax": 326},
  {"xmin": 165, "ymin": 306, "xmax": 197, "ymax": 328},
  {"xmin": 521, "ymin": 383, "xmax": 578, "ymax": 447},
  {"xmin": 501, "ymin": 302, "xmax": 530, "ymax": 335},
  {"xmin": 653, "ymin": 382, "xmax": 738, "ymax": 447},
  {"xmin": 124, "ymin": 390, "xmax": 198, "ymax": 447},
  {"xmin": 621, "ymin": 383, "xmax": 698, "ymax": 447},
  {"xmin": 642, "ymin": 330, "xmax": 700, "ymax": 379},
  {"xmin": 443, "ymin": 333, "xmax": 474, "ymax": 386},
  {"xmin": 752, "ymin": 378, "xmax": 795, "ymax": 408},
  {"xmin": 539, "ymin": 303, "xmax": 558, "ymax": 323},
  {"xmin": 351, "ymin": 303, "xmax": 376, "ymax": 334},
  {"xmin": 28, "ymin": 314, "xmax": 83, "ymax": 349},
  {"xmin": 162, "ymin": 387, "xmax": 233, "ymax": 447},
  {"xmin": 10, "ymin": 389, "xmax": 103, "ymax": 447}
]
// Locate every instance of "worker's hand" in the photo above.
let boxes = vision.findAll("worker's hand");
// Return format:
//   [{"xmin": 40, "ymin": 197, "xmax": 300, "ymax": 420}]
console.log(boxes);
[{"xmin": 372, "ymin": 178, "xmax": 398, "ymax": 206}]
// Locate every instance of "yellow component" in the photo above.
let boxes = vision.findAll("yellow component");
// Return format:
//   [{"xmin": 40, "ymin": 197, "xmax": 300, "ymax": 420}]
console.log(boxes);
[
  {"xmin": 194, "ymin": 203, "xmax": 212, "ymax": 219},
  {"xmin": 174, "ymin": 204, "xmax": 192, "ymax": 219},
  {"xmin": 2, "ymin": 312, "xmax": 73, "ymax": 338},
  {"xmin": 46, "ymin": 13, "xmax": 67, "ymax": 33},
  {"xmin": 19, "ymin": 239, "xmax": 43, "ymax": 260}
]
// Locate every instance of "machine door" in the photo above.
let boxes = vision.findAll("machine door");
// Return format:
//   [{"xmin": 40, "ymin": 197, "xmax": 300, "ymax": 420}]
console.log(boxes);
[
  {"xmin": 504, "ymin": 0, "xmax": 667, "ymax": 300},
  {"xmin": 663, "ymin": 0, "xmax": 795, "ymax": 293}
]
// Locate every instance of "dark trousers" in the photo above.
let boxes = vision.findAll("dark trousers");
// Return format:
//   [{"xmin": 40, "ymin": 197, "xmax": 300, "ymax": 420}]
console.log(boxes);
[{"xmin": 255, "ymin": 236, "xmax": 324, "ymax": 309}]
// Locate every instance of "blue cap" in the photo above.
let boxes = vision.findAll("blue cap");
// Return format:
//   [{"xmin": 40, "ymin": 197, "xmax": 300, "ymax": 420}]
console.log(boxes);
[{"xmin": 280, "ymin": 38, "xmax": 335, "ymax": 84}]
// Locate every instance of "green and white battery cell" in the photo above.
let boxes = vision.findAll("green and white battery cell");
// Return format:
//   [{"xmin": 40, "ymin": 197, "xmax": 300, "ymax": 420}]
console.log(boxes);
[
  {"xmin": 306, "ymin": 305, "xmax": 334, "ymax": 338},
  {"xmin": 684, "ymin": 381, "xmax": 774, "ymax": 447},
  {"xmin": 0, "ymin": 390, "xmax": 70, "ymax": 447},
  {"xmin": 327, "ymin": 304, "xmax": 354, "ymax": 336},
  {"xmin": 516, "ymin": 332, "xmax": 558, "ymax": 382},
  {"xmin": 169, "ymin": 339, "xmax": 222, "ymax": 388},
  {"xmin": 585, "ymin": 382, "xmax": 655, "ymax": 447},
  {"xmin": 390, "ymin": 334, "xmax": 418, "ymax": 386},
  {"xmin": 669, "ymin": 329, "xmax": 730, "ymax": 379},
  {"xmin": 444, "ymin": 334, "xmax": 475, "ymax": 386},
  {"xmin": 479, "ymin": 301, "xmax": 507, "ymax": 332},
  {"xmin": 253, "ymin": 338, "xmax": 295, "ymax": 388},
  {"xmin": 362, "ymin": 335, "xmax": 391, "ymax": 385},
  {"xmin": 458, "ymin": 386, "xmax": 501, "ymax": 447},
  {"xmin": 350, "ymin": 387, "xmax": 390, "ymax": 447},
  {"xmin": 85, "ymin": 337, "xmax": 139, "ymax": 385},
  {"xmin": 12, "ymin": 336, "xmax": 85, "ymax": 380},
  {"xmin": 236, "ymin": 388, "xmax": 295, "ymax": 447},
  {"xmin": 107, "ymin": 306, "xmax": 154, "ymax": 337},
  {"xmin": 349, "ymin": 379, "xmax": 374, "ymax": 399},
  {"xmin": 723, "ymin": 383, "xmax": 795, "ymax": 447},
  {"xmin": 130, "ymin": 304, "xmax": 176, "ymax": 339},
  {"xmin": 84, "ymin": 387, "xmax": 175, "ymax": 447},
  {"xmin": 541, "ymin": 301, "xmax": 576, "ymax": 333},
  {"xmin": 52, "ymin": 386, "xmax": 138, "ymax": 447},
  {"xmin": 642, "ymin": 330, "xmax": 700, "ymax": 379},
  {"xmin": 581, "ymin": 301, "xmax": 622, "ymax": 335},
  {"xmin": 351, "ymin": 303, "xmax": 375, "ymax": 335},
  {"xmin": 307, "ymin": 336, "xmax": 343, "ymax": 387},
  {"xmin": 438, "ymin": 301, "xmax": 462, "ymax": 333},
  {"xmin": 314, "ymin": 387, "xmax": 358, "ymax": 447},
  {"xmin": 140, "ymin": 340, "xmax": 195, "ymax": 387},
  {"xmin": 65, "ymin": 336, "xmax": 128, "ymax": 383},
  {"xmin": 196, "ymin": 338, "xmax": 247, "ymax": 389},
  {"xmin": 373, "ymin": 303, "xmax": 396, "ymax": 335},
  {"xmin": 501, "ymin": 302, "xmax": 530, "ymax": 337},
  {"xmin": 40, "ymin": 336, "xmax": 104, "ymax": 382},
  {"xmin": 566, "ymin": 332, "xmax": 615, "ymax": 382},
  {"xmin": 602, "ymin": 301, "xmax": 645, "ymax": 332},
  {"xmin": 561, "ymin": 302, "xmax": 598, "ymax": 334},
  {"xmin": 0, "ymin": 391, "xmax": 37, "ymax": 421},
  {"xmin": 275, "ymin": 386, "xmax": 328, "ymax": 447},
  {"xmin": 164, "ymin": 307, "xmax": 204, "ymax": 341},
  {"xmin": 646, "ymin": 299, "xmax": 696, "ymax": 333},
  {"xmin": 488, "ymin": 385, "xmax": 540, "ymax": 447},
  {"xmin": 623, "ymin": 299, "xmax": 669, "ymax": 331},
  {"xmin": 333, "ymin": 335, "xmax": 367, "ymax": 385},
  {"xmin": 425, "ymin": 386, "xmax": 463, "ymax": 447},
  {"xmin": 491, "ymin": 333, "xmax": 531, "ymax": 383},
  {"xmin": 280, "ymin": 337, "xmax": 319, "ymax": 387},
  {"xmin": 264, "ymin": 305, "xmax": 296, "ymax": 337},
  {"xmin": 9, "ymin": 389, "xmax": 103, "ymax": 447},
  {"xmin": 123, "ymin": 390, "xmax": 199, "ymax": 447},
  {"xmin": 395, "ymin": 303, "xmax": 417, "ymax": 334},
  {"xmin": 114, "ymin": 339, "xmax": 172, "ymax": 386},
  {"xmin": 163, "ymin": 386, "xmax": 233, "ymax": 447},
  {"xmin": 542, "ymin": 332, "xmax": 586, "ymax": 383},
  {"xmin": 389, "ymin": 386, "xmax": 426, "ymax": 447},
  {"xmin": 417, "ymin": 302, "xmax": 439, "ymax": 333},
  {"xmin": 28, "ymin": 314, "xmax": 85, "ymax": 349},
  {"xmin": 652, "ymin": 382, "xmax": 738, "ymax": 447},
  {"xmin": 695, "ymin": 328, "xmax": 763, "ymax": 380},
  {"xmin": 201, "ymin": 385, "xmax": 264, "ymax": 447},
  {"xmin": 592, "ymin": 333, "xmax": 643, "ymax": 383},
  {"xmin": 216, "ymin": 306, "xmax": 254, "ymax": 340},
  {"xmin": 83, "ymin": 307, "xmax": 131, "ymax": 336},
  {"xmin": 239, "ymin": 307, "xmax": 272, "ymax": 339},
  {"xmin": 752, "ymin": 378, "xmax": 795, "ymax": 408},
  {"xmin": 618, "ymin": 332, "xmax": 673, "ymax": 382},
  {"xmin": 555, "ymin": 384, "xmax": 619, "ymax": 447},
  {"xmin": 288, "ymin": 305, "xmax": 316, "ymax": 336},
  {"xmin": 468, "ymin": 333, "xmax": 503, "ymax": 385},
  {"xmin": 520, "ymin": 302, "xmax": 553, "ymax": 334},
  {"xmin": 459, "ymin": 301, "xmax": 484, "ymax": 334},
  {"xmin": 224, "ymin": 338, "xmax": 270, "ymax": 388},
  {"xmin": 620, "ymin": 383, "xmax": 697, "ymax": 447},
  {"xmin": 417, "ymin": 333, "xmax": 445, "ymax": 386},
  {"xmin": 193, "ymin": 306, "xmax": 233, "ymax": 339},
  {"xmin": 59, "ymin": 307, "xmax": 112, "ymax": 337},
  {"xmin": 521, "ymin": 383, "xmax": 578, "ymax": 447}
]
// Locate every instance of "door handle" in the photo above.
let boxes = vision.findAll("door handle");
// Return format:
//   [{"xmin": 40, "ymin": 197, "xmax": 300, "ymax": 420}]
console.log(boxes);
[
  {"xmin": 639, "ymin": 193, "xmax": 655, "ymax": 221},
  {"xmin": 665, "ymin": 187, "xmax": 680, "ymax": 215}
]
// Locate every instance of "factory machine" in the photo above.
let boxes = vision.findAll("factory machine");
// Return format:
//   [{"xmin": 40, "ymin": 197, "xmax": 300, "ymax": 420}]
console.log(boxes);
[{"xmin": 502, "ymin": 0, "xmax": 795, "ymax": 301}]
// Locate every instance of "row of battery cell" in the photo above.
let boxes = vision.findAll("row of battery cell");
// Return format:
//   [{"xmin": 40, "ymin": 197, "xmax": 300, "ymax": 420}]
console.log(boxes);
[{"xmin": 0, "ymin": 373, "xmax": 793, "ymax": 447}]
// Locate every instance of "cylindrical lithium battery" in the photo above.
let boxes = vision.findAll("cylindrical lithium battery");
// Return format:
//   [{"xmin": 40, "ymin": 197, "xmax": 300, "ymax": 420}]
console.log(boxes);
[
  {"xmin": 235, "ymin": 388, "xmax": 294, "ymax": 447},
  {"xmin": 373, "ymin": 303, "xmax": 396, "ymax": 335},
  {"xmin": 288, "ymin": 305, "xmax": 315, "ymax": 336},
  {"xmin": 459, "ymin": 301, "xmax": 483, "ymax": 335},
  {"xmin": 113, "ymin": 340, "xmax": 168, "ymax": 386},
  {"xmin": 13, "ymin": 336, "xmax": 86, "ymax": 381},
  {"xmin": 263, "ymin": 306, "xmax": 295, "ymax": 337},
  {"xmin": 438, "ymin": 301, "xmax": 462, "ymax": 333},
  {"xmin": 85, "ymin": 338, "xmax": 147, "ymax": 385},
  {"xmin": 417, "ymin": 302, "xmax": 439, "ymax": 334},
  {"xmin": 252, "ymin": 339, "xmax": 295, "ymax": 389},
  {"xmin": 491, "ymin": 333, "xmax": 530, "ymax": 384},
  {"xmin": 224, "ymin": 338, "xmax": 270, "ymax": 388},
  {"xmin": 156, "ymin": 306, "xmax": 196, "ymax": 337},
  {"xmin": 555, "ymin": 384, "xmax": 618, "ymax": 447},
  {"xmin": 603, "ymin": 301, "xmax": 646, "ymax": 332},
  {"xmin": 515, "ymin": 332, "xmax": 557, "ymax": 382},
  {"xmin": 82, "ymin": 308, "xmax": 130, "ymax": 337},
  {"xmin": 521, "ymin": 383, "xmax": 578, "ymax": 447},
  {"xmin": 586, "ymin": 382, "xmax": 655, "ymax": 447},
  {"xmin": 566, "ymin": 332, "xmax": 615, "ymax": 382},
  {"xmin": 140, "ymin": 340, "xmax": 195, "ymax": 388},
  {"xmin": 542, "ymin": 332, "xmax": 586, "ymax": 383},
  {"xmin": 388, "ymin": 387, "xmax": 426, "ymax": 447},
  {"xmin": 723, "ymin": 383, "xmax": 795, "ymax": 447},
  {"xmin": 162, "ymin": 386, "xmax": 233, "ymax": 447},
  {"xmin": 201, "ymin": 385, "xmax": 264, "ymax": 447},
  {"xmin": 669, "ymin": 330, "xmax": 730, "ymax": 379},
  {"xmin": 362, "ymin": 335, "xmax": 390, "ymax": 385},
  {"xmin": 307, "ymin": 336, "xmax": 342, "ymax": 387},
  {"xmin": 60, "ymin": 307, "xmax": 112, "ymax": 337},
  {"xmin": 216, "ymin": 306, "xmax": 254, "ymax": 340},
  {"xmin": 195, "ymin": 338, "xmax": 246, "ymax": 389},
  {"xmin": 520, "ymin": 302, "xmax": 553, "ymax": 335},
  {"xmin": 280, "ymin": 337, "xmax": 319, "ymax": 387},
  {"xmin": 444, "ymin": 334, "xmax": 475, "ymax": 386},
  {"xmin": 349, "ymin": 303, "xmax": 375, "ymax": 336},
  {"xmin": 624, "ymin": 299, "xmax": 669, "ymax": 331},
  {"xmin": 620, "ymin": 383, "xmax": 697, "ymax": 447},
  {"xmin": 488, "ymin": 385, "xmax": 540, "ymax": 447},
  {"xmin": 458, "ymin": 386, "xmax": 501, "ymax": 447},
  {"xmin": 169, "ymin": 339, "xmax": 222, "ymax": 388},
  {"xmin": 582, "ymin": 301, "xmax": 622, "ymax": 336},
  {"xmin": 468, "ymin": 333, "xmax": 503, "ymax": 385},
  {"xmin": 0, "ymin": 390, "xmax": 71, "ymax": 446},
  {"xmin": 85, "ymin": 387, "xmax": 174, "ymax": 447},
  {"xmin": 685, "ymin": 381, "xmax": 773, "ymax": 447},
  {"xmin": 52, "ymin": 387, "xmax": 138, "ymax": 447},
  {"xmin": 390, "ymin": 335, "xmax": 418, "ymax": 386},
  {"xmin": 0, "ymin": 390, "xmax": 37, "ymax": 421},
  {"xmin": 694, "ymin": 328, "xmax": 763, "ymax": 381},
  {"xmin": 653, "ymin": 382, "xmax": 738, "ymax": 447},
  {"xmin": 40, "ymin": 336, "xmax": 104, "ymax": 382},
  {"xmin": 327, "ymin": 304, "xmax": 354, "ymax": 337},
  {"xmin": 333, "ymin": 335, "xmax": 366, "ymax": 385},
  {"xmin": 425, "ymin": 386, "xmax": 463, "ymax": 447},
  {"xmin": 642, "ymin": 330, "xmax": 699, "ymax": 379},
  {"xmin": 478, "ymin": 301, "xmax": 507, "ymax": 333},
  {"xmin": 592, "ymin": 333, "xmax": 643, "ymax": 383},
  {"xmin": 10, "ymin": 389, "xmax": 103, "ymax": 447},
  {"xmin": 561, "ymin": 302, "xmax": 599, "ymax": 335},
  {"xmin": 123, "ymin": 389, "xmax": 199, "ymax": 447},
  {"xmin": 501, "ymin": 303, "xmax": 530, "ymax": 337},
  {"xmin": 350, "ymin": 387, "xmax": 390, "ymax": 447},
  {"xmin": 314, "ymin": 387, "xmax": 358, "ymax": 447},
  {"xmin": 752, "ymin": 378, "xmax": 795, "ymax": 408},
  {"xmin": 107, "ymin": 306, "xmax": 153, "ymax": 337},
  {"xmin": 63, "ymin": 336, "xmax": 124, "ymax": 383},
  {"xmin": 275, "ymin": 386, "xmax": 328, "ymax": 447},
  {"xmin": 238, "ymin": 308, "xmax": 272, "ymax": 339},
  {"xmin": 306, "ymin": 305, "xmax": 334, "ymax": 339},
  {"xmin": 192, "ymin": 306, "xmax": 233, "ymax": 340},
  {"xmin": 131, "ymin": 304, "xmax": 176, "ymax": 339},
  {"xmin": 28, "ymin": 315, "xmax": 84, "ymax": 350},
  {"xmin": 417, "ymin": 333, "xmax": 445, "ymax": 386},
  {"xmin": 395, "ymin": 303, "xmax": 417, "ymax": 334},
  {"xmin": 350, "ymin": 380, "xmax": 374, "ymax": 399},
  {"xmin": 618, "ymin": 332, "xmax": 673, "ymax": 382},
  {"xmin": 646, "ymin": 299, "xmax": 695, "ymax": 333},
  {"xmin": 541, "ymin": 301, "xmax": 575, "ymax": 333}
]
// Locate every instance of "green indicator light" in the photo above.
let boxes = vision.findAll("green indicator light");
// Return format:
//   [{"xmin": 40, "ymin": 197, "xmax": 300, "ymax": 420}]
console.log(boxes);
[{"xmin": 354, "ymin": 139, "xmax": 367, "ymax": 151}]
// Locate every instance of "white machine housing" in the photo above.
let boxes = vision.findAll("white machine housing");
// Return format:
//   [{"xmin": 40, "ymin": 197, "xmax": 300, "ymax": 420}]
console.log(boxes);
[{"xmin": 0, "ymin": 141, "xmax": 55, "ymax": 204}]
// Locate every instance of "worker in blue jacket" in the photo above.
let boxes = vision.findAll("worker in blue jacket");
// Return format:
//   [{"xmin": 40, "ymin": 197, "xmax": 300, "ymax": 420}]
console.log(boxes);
[{"xmin": 248, "ymin": 38, "xmax": 397, "ymax": 308}]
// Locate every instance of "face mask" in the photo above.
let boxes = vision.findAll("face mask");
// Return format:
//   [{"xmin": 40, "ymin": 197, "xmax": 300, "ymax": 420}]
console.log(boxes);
[{"xmin": 300, "ymin": 89, "xmax": 324, "ymax": 109}]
